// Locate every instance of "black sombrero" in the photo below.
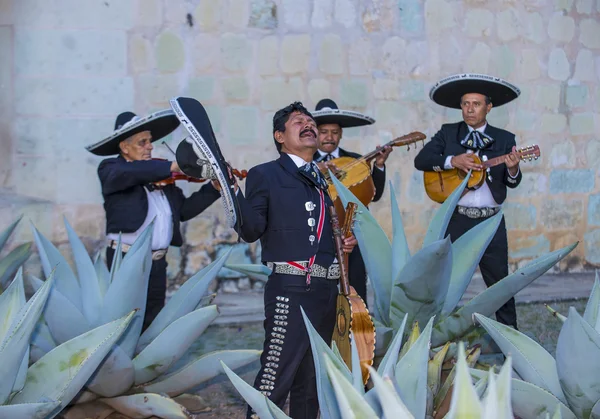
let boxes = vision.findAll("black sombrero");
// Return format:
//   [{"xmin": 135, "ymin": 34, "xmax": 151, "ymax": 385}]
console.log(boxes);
[
  {"xmin": 429, "ymin": 73, "xmax": 520, "ymax": 109},
  {"xmin": 311, "ymin": 98, "xmax": 375, "ymax": 128},
  {"xmin": 85, "ymin": 110, "xmax": 180, "ymax": 156}
]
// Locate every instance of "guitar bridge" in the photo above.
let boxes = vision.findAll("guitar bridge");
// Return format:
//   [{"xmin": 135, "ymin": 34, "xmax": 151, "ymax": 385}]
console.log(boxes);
[{"xmin": 437, "ymin": 172, "xmax": 444, "ymax": 191}]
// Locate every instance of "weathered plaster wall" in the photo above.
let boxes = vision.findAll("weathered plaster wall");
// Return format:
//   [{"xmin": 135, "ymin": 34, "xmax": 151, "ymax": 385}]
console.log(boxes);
[{"xmin": 0, "ymin": 0, "xmax": 599, "ymax": 291}]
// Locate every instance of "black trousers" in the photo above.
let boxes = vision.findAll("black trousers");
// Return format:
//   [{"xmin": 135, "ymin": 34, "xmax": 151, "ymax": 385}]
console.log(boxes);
[
  {"xmin": 106, "ymin": 247, "xmax": 168, "ymax": 332},
  {"xmin": 445, "ymin": 212, "xmax": 517, "ymax": 329},
  {"xmin": 247, "ymin": 273, "xmax": 338, "ymax": 419},
  {"xmin": 348, "ymin": 247, "xmax": 367, "ymax": 304}
]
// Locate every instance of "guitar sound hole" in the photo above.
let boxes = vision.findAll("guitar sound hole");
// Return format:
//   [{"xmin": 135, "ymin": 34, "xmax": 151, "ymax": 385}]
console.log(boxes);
[{"xmin": 336, "ymin": 310, "xmax": 347, "ymax": 335}]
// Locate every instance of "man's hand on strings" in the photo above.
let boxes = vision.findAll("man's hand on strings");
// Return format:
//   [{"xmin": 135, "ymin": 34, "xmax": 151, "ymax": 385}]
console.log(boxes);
[
  {"xmin": 374, "ymin": 145, "xmax": 393, "ymax": 168},
  {"xmin": 451, "ymin": 153, "xmax": 483, "ymax": 172},
  {"xmin": 317, "ymin": 161, "xmax": 340, "ymax": 175}
]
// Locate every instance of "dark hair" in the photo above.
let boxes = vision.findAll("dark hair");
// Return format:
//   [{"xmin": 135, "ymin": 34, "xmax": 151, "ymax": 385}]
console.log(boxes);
[{"xmin": 272, "ymin": 101, "xmax": 313, "ymax": 152}]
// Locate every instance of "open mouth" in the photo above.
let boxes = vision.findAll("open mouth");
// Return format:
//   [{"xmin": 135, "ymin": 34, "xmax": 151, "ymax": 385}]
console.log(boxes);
[{"xmin": 300, "ymin": 129, "xmax": 317, "ymax": 140}]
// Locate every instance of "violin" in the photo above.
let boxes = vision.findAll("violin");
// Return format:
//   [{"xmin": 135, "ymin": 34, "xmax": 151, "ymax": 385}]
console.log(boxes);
[{"xmin": 150, "ymin": 158, "xmax": 248, "ymax": 187}]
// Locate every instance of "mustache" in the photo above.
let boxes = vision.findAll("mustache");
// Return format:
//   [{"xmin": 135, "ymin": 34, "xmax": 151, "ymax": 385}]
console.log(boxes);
[{"xmin": 300, "ymin": 128, "xmax": 317, "ymax": 137}]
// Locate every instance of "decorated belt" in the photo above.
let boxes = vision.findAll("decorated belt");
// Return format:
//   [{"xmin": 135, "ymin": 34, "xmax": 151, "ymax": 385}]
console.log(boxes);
[
  {"xmin": 457, "ymin": 206, "xmax": 500, "ymax": 219},
  {"xmin": 109, "ymin": 240, "xmax": 167, "ymax": 261},
  {"xmin": 266, "ymin": 262, "xmax": 340, "ymax": 280}
]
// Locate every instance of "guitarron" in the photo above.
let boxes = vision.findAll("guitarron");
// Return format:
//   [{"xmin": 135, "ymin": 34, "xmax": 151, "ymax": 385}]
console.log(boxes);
[
  {"xmin": 423, "ymin": 145, "xmax": 540, "ymax": 203},
  {"xmin": 330, "ymin": 203, "xmax": 375, "ymax": 384}
]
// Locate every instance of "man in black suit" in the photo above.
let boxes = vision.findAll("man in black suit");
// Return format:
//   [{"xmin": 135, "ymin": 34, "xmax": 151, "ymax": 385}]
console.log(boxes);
[
  {"xmin": 414, "ymin": 74, "xmax": 522, "ymax": 328},
  {"xmin": 311, "ymin": 98, "xmax": 392, "ymax": 303},
  {"xmin": 86, "ymin": 110, "xmax": 220, "ymax": 331}
]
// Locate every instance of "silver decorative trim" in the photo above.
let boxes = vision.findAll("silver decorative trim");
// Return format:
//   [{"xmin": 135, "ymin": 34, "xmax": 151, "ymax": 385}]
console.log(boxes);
[{"xmin": 457, "ymin": 205, "xmax": 500, "ymax": 219}]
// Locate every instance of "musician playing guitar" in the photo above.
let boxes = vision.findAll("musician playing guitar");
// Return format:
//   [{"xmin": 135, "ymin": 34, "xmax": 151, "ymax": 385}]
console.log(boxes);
[
  {"xmin": 414, "ymin": 73, "xmax": 523, "ymax": 330},
  {"xmin": 312, "ymin": 98, "xmax": 392, "ymax": 304}
]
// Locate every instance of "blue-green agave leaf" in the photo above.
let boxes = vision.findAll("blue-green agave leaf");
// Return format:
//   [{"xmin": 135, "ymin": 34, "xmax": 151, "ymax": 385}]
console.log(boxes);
[
  {"xmin": 31, "ymin": 225, "xmax": 82, "ymax": 311},
  {"xmin": 0, "ymin": 268, "xmax": 26, "ymax": 343},
  {"xmin": 329, "ymin": 171, "xmax": 392, "ymax": 326},
  {"xmin": 377, "ymin": 313, "xmax": 408, "ymax": 378},
  {"xmin": 432, "ymin": 243, "xmax": 578, "ymax": 346},
  {"xmin": 0, "ymin": 401, "xmax": 60, "ymax": 419},
  {"xmin": 390, "ymin": 182, "xmax": 410, "ymax": 281},
  {"xmin": 390, "ymin": 238, "xmax": 452, "ymax": 330},
  {"xmin": 11, "ymin": 311, "xmax": 135, "ymax": 418},
  {"xmin": 0, "ymin": 243, "xmax": 32, "ymax": 290},
  {"xmin": 470, "ymin": 369, "xmax": 577, "ymax": 419},
  {"xmin": 109, "ymin": 233, "xmax": 123, "ymax": 283},
  {"xmin": 374, "ymin": 321, "xmax": 393, "ymax": 357},
  {"xmin": 86, "ymin": 344, "xmax": 134, "ymax": 398},
  {"xmin": 446, "ymin": 342, "xmax": 483, "ymax": 418},
  {"xmin": 0, "ymin": 216, "xmax": 23, "ymax": 251},
  {"xmin": 99, "ymin": 393, "xmax": 192, "ymax": 419},
  {"xmin": 422, "ymin": 174, "xmax": 469, "ymax": 247},
  {"xmin": 368, "ymin": 366, "xmax": 414, "ymax": 418},
  {"xmin": 591, "ymin": 398, "xmax": 600, "ymax": 418},
  {"xmin": 0, "ymin": 272, "xmax": 53, "ymax": 405},
  {"xmin": 441, "ymin": 212, "xmax": 503, "ymax": 316},
  {"xmin": 225, "ymin": 263, "xmax": 272, "ymax": 282},
  {"xmin": 64, "ymin": 218, "xmax": 102, "ymax": 326},
  {"xmin": 100, "ymin": 230, "xmax": 152, "ymax": 357},
  {"xmin": 93, "ymin": 253, "xmax": 110, "ymax": 298},
  {"xmin": 394, "ymin": 316, "xmax": 434, "ymax": 419},
  {"xmin": 301, "ymin": 306, "xmax": 347, "ymax": 419},
  {"xmin": 474, "ymin": 313, "xmax": 567, "ymax": 404},
  {"xmin": 133, "ymin": 305, "xmax": 219, "ymax": 385},
  {"xmin": 583, "ymin": 272, "xmax": 600, "ymax": 333},
  {"xmin": 136, "ymin": 249, "xmax": 231, "ymax": 354},
  {"xmin": 325, "ymin": 357, "xmax": 378, "ymax": 418},
  {"xmin": 220, "ymin": 361, "xmax": 290, "ymax": 419},
  {"xmin": 28, "ymin": 275, "xmax": 89, "ymax": 345},
  {"xmin": 556, "ymin": 307, "xmax": 600, "ymax": 417},
  {"xmin": 30, "ymin": 317, "xmax": 57, "ymax": 358},
  {"xmin": 143, "ymin": 349, "xmax": 261, "ymax": 396}
]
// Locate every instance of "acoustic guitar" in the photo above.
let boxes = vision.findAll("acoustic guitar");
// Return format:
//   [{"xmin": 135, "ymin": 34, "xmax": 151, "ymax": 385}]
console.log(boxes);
[
  {"xmin": 423, "ymin": 145, "xmax": 541, "ymax": 204},
  {"xmin": 330, "ymin": 202, "xmax": 375, "ymax": 385}
]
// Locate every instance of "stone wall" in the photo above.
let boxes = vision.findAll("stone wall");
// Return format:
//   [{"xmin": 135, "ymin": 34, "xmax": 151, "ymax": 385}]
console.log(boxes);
[{"xmin": 0, "ymin": 0, "xmax": 599, "ymax": 292}]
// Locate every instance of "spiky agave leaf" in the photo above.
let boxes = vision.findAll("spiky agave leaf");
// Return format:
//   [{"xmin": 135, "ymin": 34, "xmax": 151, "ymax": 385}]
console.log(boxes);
[
  {"xmin": 376, "ymin": 314, "xmax": 408, "ymax": 378},
  {"xmin": 389, "ymin": 182, "xmax": 410, "ymax": 283},
  {"xmin": 583, "ymin": 272, "xmax": 600, "ymax": 333},
  {"xmin": 0, "ymin": 401, "xmax": 60, "ymax": 419},
  {"xmin": 99, "ymin": 393, "xmax": 192, "ymax": 419},
  {"xmin": 367, "ymin": 366, "xmax": 414, "ymax": 419},
  {"xmin": 445, "ymin": 342, "xmax": 483, "ymax": 418},
  {"xmin": 86, "ymin": 344, "xmax": 134, "ymax": 398},
  {"xmin": 225, "ymin": 263, "xmax": 272, "ymax": 282},
  {"xmin": 0, "ymin": 243, "xmax": 32, "ymax": 292},
  {"xmin": 546, "ymin": 305, "xmax": 567, "ymax": 323}
]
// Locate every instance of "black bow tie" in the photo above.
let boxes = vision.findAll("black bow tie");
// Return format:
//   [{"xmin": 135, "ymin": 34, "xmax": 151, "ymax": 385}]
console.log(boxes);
[
  {"xmin": 298, "ymin": 162, "xmax": 329, "ymax": 190},
  {"xmin": 461, "ymin": 130, "xmax": 495, "ymax": 150}
]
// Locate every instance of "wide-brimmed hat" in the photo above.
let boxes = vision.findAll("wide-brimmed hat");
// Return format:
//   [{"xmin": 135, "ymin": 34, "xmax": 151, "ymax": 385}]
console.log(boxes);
[
  {"xmin": 429, "ymin": 73, "xmax": 520, "ymax": 109},
  {"xmin": 311, "ymin": 99, "xmax": 375, "ymax": 128},
  {"xmin": 86, "ymin": 110, "xmax": 180, "ymax": 156}
]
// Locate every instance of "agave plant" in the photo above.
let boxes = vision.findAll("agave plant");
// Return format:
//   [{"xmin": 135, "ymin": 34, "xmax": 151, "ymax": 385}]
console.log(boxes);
[
  {"xmin": 28, "ymin": 219, "xmax": 261, "ymax": 418},
  {"xmin": 0, "ymin": 216, "xmax": 32, "ymax": 293},
  {"xmin": 471, "ymin": 272, "xmax": 600, "ymax": 419},
  {"xmin": 0, "ymin": 267, "xmax": 135, "ymax": 419}
]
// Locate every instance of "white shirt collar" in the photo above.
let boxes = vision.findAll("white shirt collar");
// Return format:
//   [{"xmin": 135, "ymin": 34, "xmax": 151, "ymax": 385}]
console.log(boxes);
[
  {"xmin": 467, "ymin": 122, "xmax": 487, "ymax": 133},
  {"xmin": 317, "ymin": 148, "xmax": 340, "ymax": 158},
  {"xmin": 285, "ymin": 153, "xmax": 311, "ymax": 168}
]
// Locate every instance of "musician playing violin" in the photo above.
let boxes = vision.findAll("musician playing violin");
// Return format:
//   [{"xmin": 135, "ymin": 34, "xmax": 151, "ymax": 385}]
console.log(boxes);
[
  {"xmin": 312, "ymin": 99, "xmax": 392, "ymax": 304},
  {"xmin": 86, "ymin": 110, "xmax": 220, "ymax": 331}
]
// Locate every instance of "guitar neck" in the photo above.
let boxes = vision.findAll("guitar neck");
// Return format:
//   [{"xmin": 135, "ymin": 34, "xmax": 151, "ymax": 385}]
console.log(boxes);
[
  {"xmin": 362, "ymin": 140, "xmax": 395, "ymax": 162},
  {"xmin": 483, "ymin": 153, "xmax": 517, "ymax": 168}
]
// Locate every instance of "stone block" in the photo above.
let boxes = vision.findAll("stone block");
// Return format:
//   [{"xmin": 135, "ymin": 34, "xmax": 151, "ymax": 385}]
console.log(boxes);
[
  {"xmin": 226, "ymin": 106, "xmax": 259, "ymax": 144},
  {"xmin": 335, "ymin": 0, "xmax": 357, "ymax": 28},
  {"xmin": 381, "ymin": 36, "xmax": 407, "ymax": 75},
  {"xmin": 184, "ymin": 250, "xmax": 211, "ymax": 276},
  {"xmin": 318, "ymin": 34, "xmax": 344, "ymax": 75},
  {"xmin": 260, "ymin": 77, "xmax": 304, "ymax": 110},
  {"xmin": 192, "ymin": 34, "xmax": 220, "ymax": 73},
  {"xmin": 0, "ymin": 26, "xmax": 12, "ymax": 116},
  {"xmin": 311, "ymin": 0, "xmax": 333, "ymax": 27},
  {"xmin": 584, "ymin": 229, "xmax": 600, "ymax": 265},
  {"xmin": 549, "ymin": 169, "xmax": 595, "ymax": 194},
  {"xmin": 16, "ymin": 77, "xmax": 133, "ymax": 116},
  {"xmin": 280, "ymin": 35, "xmax": 311, "ymax": 74},
  {"xmin": 162, "ymin": 1, "xmax": 188, "ymax": 27},
  {"xmin": 257, "ymin": 36, "xmax": 279, "ymax": 76},
  {"xmin": 576, "ymin": 0, "xmax": 594, "ymax": 13},
  {"xmin": 519, "ymin": 49, "xmax": 541, "ymax": 80},
  {"xmin": 487, "ymin": 106, "xmax": 509, "ymax": 129},
  {"xmin": 548, "ymin": 48, "xmax": 571, "ymax": 81},
  {"xmin": 249, "ymin": 0, "xmax": 278, "ymax": 29},
  {"xmin": 397, "ymin": 0, "xmax": 424, "ymax": 34},
  {"xmin": 186, "ymin": 77, "xmax": 216, "ymax": 102},
  {"xmin": 400, "ymin": 80, "xmax": 425, "ymax": 102},
  {"xmin": 166, "ymin": 246, "xmax": 181, "ymax": 281},
  {"xmin": 550, "ymin": 140, "xmax": 575, "ymax": 167},
  {"xmin": 555, "ymin": 0, "xmax": 574, "ymax": 11},
  {"xmin": 156, "ymin": 31, "xmax": 185, "ymax": 74},
  {"xmin": 548, "ymin": 15, "xmax": 575, "ymax": 43},
  {"xmin": 424, "ymin": 0, "xmax": 456, "ymax": 34},
  {"xmin": 464, "ymin": 8, "xmax": 494, "ymax": 38},
  {"xmin": 348, "ymin": 38, "xmax": 372, "ymax": 76},
  {"xmin": 512, "ymin": 172, "xmax": 547, "ymax": 197},
  {"xmin": 523, "ymin": 12, "xmax": 545, "ymax": 44},
  {"xmin": 135, "ymin": 0, "xmax": 162, "ymax": 26},
  {"xmin": 185, "ymin": 215, "xmax": 217, "ymax": 247},
  {"xmin": 222, "ymin": 77, "xmax": 250, "ymax": 101},
  {"xmin": 586, "ymin": 140, "xmax": 600, "ymax": 167},
  {"xmin": 56, "ymin": 153, "xmax": 103, "ymax": 204},
  {"xmin": 15, "ymin": 29, "xmax": 126, "ymax": 77},
  {"xmin": 137, "ymin": 74, "xmax": 179, "ymax": 107},
  {"xmin": 0, "ymin": 0, "xmax": 12, "ymax": 24},
  {"xmin": 307, "ymin": 79, "xmax": 331, "ymax": 103},
  {"xmin": 376, "ymin": 102, "xmax": 409, "ymax": 126},
  {"xmin": 496, "ymin": 8, "xmax": 520, "ymax": 42},
  {"xmin": 221, "ymin": 33, "xmax": 252, "ymax": 73},
  {"xmin": 129, "ymin": 35, "xmax": 152, "ymax": 74},
  {"xmin": 491, "ymin": 45, "xmax": 515, "ymax": 79},
  {"xmin": 566, "ymin": 85, "xmax": 589, "ymax": 108},
  {"xmin": 12, "ymin": 0, "xmax": 134, "ymax": 29},
  {"xmin": 504, "ymin": 203, "xmax": 536, "ymax": 230},
  {"xmin": 340, "ymin": 79, "xmax": 368, "ymax": 108},
  {"xmin": 540, "ymin": 113, "xmax": 566, "ymax": 134},
  {"xmin": 226, "ymin": 0, "xmax": 250, "ymax": 27},
  {"xmin": 574, "ymin": 49, "xmax": 596, "ymax": 81},
  {"xmin": 510, "ymin": 235, "xmax": 550, "ymax": 259},
  {"xmin": 515, "ymin": 110, "xmax": 537, "ymax": 132},
  {"xmin": 588, "ymin": 195, "xmax": 600, "ymax": 226},
  {"xmin": 535, "ymin": 85, "xmax": 561, "ymax": 110},
  {"xmin": 282, "ymin": 0, "xmax": 309, "ymax": 29},
  {"xmin": 407, "ymin": 170, "xmax": 424, "ymax": 203},
  {"xmin": 580, "ymin": 19, "xmax": 600, "ymax": 49},
  {"xmin": 466, "ymin": 42, "xmax": 491, "ymax": 74},
  {"xmin": 569, "ymin": 113, "xmax": 595, "ymax": 136},
  {"xmin": 541, "ymin": 199, "xmax": 584, "ymax": 230},
  {"xmin": 193, "ymin": 0, "xmax": 221, "ymax": 30},
  {"xmin": 216, "ymin": 243, "xmax": 253, "ymax": 278},
  {"xmin": 373, "ymin": 79, "xmax": 399, "ymax": 100}
]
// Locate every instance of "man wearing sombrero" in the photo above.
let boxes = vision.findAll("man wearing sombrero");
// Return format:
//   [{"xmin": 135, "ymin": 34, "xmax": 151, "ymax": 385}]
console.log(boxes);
[
  {"xmin": 414, "ymin": 74, "xmax": 522, "ymax": 329},
  {"xmin": 86, "ymin": 109, "xmax": 220, "ymax": 331},
  {"xmin": 311, "ymin": 99, "xmax": 392, "ymax": 303}
]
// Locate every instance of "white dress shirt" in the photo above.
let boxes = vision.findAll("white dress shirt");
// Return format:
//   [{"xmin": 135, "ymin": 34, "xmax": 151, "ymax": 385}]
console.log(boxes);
[{"xmin": 107, "ymin": 187, "xmax": 173, "ymax": 250}]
